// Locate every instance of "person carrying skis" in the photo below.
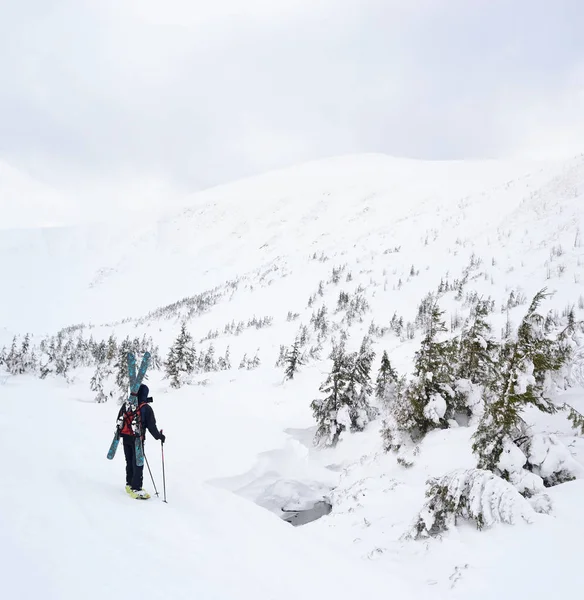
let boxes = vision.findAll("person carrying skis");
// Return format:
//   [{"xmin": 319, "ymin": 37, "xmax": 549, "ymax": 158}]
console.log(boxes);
[{"xmin": 116, "ymin": 383, "xmax": 166, "ymax": 499}]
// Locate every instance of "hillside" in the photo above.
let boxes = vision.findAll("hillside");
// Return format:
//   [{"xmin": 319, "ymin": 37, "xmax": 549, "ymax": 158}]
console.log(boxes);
[
  {"xmin": 2, "ymin": 153, "xmax": 584, "ymax": 599},
  {"xmin": 1, "ymin": 153, "xmax": 578, "ymax": 332}
]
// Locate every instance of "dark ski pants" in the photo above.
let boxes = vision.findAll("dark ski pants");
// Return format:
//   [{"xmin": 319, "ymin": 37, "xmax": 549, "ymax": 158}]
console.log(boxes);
[{"xmin": 122, "ymin": 436, "xmax": 144, "ymax": 490}]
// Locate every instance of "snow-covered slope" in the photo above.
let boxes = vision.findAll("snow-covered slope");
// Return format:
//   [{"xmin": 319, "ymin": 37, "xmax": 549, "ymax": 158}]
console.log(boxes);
[
  {"xmin": 2, "ymin": 153, "xmax": 581, "ymax": 332},
  {"xmin": 2, "ymin": 153, "xmax": 584, "ymax": 599},
  {"xmin": 0, "ymin": 375, "xmax": 423, "ymax": 600}
]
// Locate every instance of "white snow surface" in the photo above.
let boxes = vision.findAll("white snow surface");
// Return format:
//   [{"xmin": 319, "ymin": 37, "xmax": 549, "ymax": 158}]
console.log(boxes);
[{"xmin": 3, "ymin": 153, "xmax": 584, "ymax": 598}]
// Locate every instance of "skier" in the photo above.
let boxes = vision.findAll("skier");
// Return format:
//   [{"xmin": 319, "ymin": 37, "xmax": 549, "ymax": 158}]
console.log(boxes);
[{"xmin": 116, "ymin": 383, "xmax": 166, "ymax": 499}]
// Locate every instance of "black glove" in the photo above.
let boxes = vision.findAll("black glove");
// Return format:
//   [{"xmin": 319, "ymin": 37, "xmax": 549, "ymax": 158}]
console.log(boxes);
[{"xmin": 159, "ymin": 431, "xmax": 166, "ymax": 444}]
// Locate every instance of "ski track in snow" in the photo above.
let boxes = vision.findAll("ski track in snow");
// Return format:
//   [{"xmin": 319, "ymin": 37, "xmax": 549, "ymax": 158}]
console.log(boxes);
[{"xmin": 2, "ymin": 153, "xmax": 584, "ymax": 598}]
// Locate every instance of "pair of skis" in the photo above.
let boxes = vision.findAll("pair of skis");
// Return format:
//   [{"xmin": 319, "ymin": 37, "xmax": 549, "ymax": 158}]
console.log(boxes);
[{"xmin": 106, "ymin": 351, "xmax": 151, "ymax": 466}]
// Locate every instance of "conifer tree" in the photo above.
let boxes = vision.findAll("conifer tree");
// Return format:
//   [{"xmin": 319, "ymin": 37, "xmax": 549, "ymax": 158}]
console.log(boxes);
[
  {"xmin": 473, "ymin": 289, "xmax": 569, "ymax": 477},
  {"xmin": 5, "ymin": 336, "xmax": 20, "ymax": 375},
  {"xmin": 298, "ymin": 324, "xmax": 310, "ymax": 346},
  {"xmin": 218, "ymin": 346, "xmax": 231, "ymax": 370},
  {"xmin": 115, "ymin": 338, "xmax": 133, "ymax": 400},
  {"xmin": 19, "ymin": 334, "xmax": 35, "ymax": 374},
  {"xmin": 284, "ymin": 338, "xmax": 304, "ymax": 380},
  {"xmin": 90, "ymin": 362, "xmax": 112, "ymax": 403},
  {"xmin": 347, "ymin": 336, "xmax": 378, "ymax": 430},
  {"xmin": 311, "ymin": 345, "xmax": 352, "ymax": 447},
  {"xmin": 106, "ymin": 334, "xmax": 118, "ymax": 362},
  {"xmin": 312, "ymin": 339, "xmax": 377, "ymax": 447},
  {"xmin": 249, "ymin": 351, "xmax": 261, "ymax": 370},
  {"xmin": 406, "ymin": 305, "xmax": 460, "ymax": 436},
  {"xmin": 458, "ymin": 299, "xmax": 498, "ymax": 385},
  {"xmin": 165, "ymin": 323, "xmax": 196, "ymax": 388},
  {"xmin": 203, "ymin": 344, "xmax": 217, "ymax": 372},
  {"xmin": 376, "ymin": 350, "xmax": 398, "ymax": 400}
]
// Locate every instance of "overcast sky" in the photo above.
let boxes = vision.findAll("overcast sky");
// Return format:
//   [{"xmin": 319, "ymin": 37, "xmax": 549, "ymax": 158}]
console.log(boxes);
[{"xmin": 2, "ymin": 0, "xmax": 584, "ymax": 205}]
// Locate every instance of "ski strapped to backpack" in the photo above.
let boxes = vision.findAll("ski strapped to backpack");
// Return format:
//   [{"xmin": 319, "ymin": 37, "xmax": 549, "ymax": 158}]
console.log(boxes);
[{"xmin": 106, "ymin": 351, "xmax": 151, "ymax": 461}]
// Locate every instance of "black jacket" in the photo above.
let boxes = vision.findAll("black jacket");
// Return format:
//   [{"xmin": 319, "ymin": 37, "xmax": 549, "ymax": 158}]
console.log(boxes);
[{"xmin": 117, "ymin": 384, "xmax": 162, "ymax": 441}]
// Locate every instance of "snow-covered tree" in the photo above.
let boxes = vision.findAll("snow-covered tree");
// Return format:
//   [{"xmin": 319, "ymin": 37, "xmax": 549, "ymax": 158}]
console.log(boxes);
[
  {"xmin": 217, "ymin": 346, "xmax": 231, "ymax": 370},
  {"xmin": 114, "ymin": 338, "xmax": 133, "ymax": 400},
  {"xmin": 202, "ymin": 344, "xmax": 217, "ymax": 372},
  {"xmin": 239, "ymin": 351, "xmax": 261, "ymax": 370},
  {"xmin": 311, "ymin": 305, "xmax": 329, "ymax": 337},
  {"xmin": 238, "ymin": 353, "xmax": 248, "ymax": 370},
  {"xmin": 284, "ymin": 338, "xmax": 304, "ymax": 380},
  {"xmin": 312, "ymin": 339, "xmax": 377, "ymax": 447},
  {"xmin": 5, "ymin": 336, "xmax": 21, "ymax": 375},
  {"xmin": 410, "ymin": 469, "xmax": 536, "ymax": 538},
  {"xmin": 106, "ymin": 334, "xmax": 118, "ymax": 362},
  {"xmin": 458, "ymin": 299, "xmax": 498, "ymax": 386},
  {"xmin": 473, "ymin": 289, "xmax": 570, "ymax": 479},
  {"xmin": 347, "ymin": 336, "xmax": 378, "ymax": 428},
  {"xmin": 165, "ymin": 323, "xmax": 196, "ymax": 388},
  {"xmin": 249, "ymin": 351, "xmax": 261, "ymax": 370},
  {"xmin": 405, "ymin": 305, "xmax": 461, "ymax": 437},
  {"xmin": 90, "ymin": 363, "xmax": 113, "ymax": 403},
  {"xmin": 375, "ymin": 350, "xmax": 398, "ymax": 401},
  {"xmin": 311, "ymin": 345, "xmax": 352, "ymax": 447}
]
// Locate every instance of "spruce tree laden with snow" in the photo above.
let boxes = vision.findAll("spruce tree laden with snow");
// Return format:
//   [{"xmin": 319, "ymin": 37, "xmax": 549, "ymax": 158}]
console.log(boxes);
[
  {"xmin": 312, "ymin": 339, "xmax": 377, "ymax": 447},
  {"xmin": 311, "ymin": 305, "xmax": 329, "ymax": 337},
  {"xmin": 5, "ymin": 336, "xmax": 22, "ymax": 375},
  {"xmin": 410, "ymin": 468, "xmax": 535, "ymax": 538},
  {"xmin": 298, "ymin": 324, "xmax": 310, "ymax": 347},
  {"xmin": 375, "ymin": 350, "xmax": 398, "ymax": 401},
  {"xmin": 311, "ymin": 345, "xmax": 352, "ymax": 447},
  {"xmin": 284, "ymin": 338, "xmax": 304, "ymax": 380},
  {"xmin": 115, "ymin": 338, "xmax": 133, "ymax": 401},
  {"xmin": 275, "ymin": 345, "xmax": 287, "ymax": 368},
  {"xmin": 473, "ymin": 289, "xmax": 570, "ymax": 480},
  {"xmin": 458, "ymin": 299, "xmax": 499, "ymax": 387},
  {"xmin": 90, "ymin": 362, "xmax": 112, "ymax": 403},
  {"xmin": 249, "ymin": 351, "xmax": 261, "ymax": 370},
  {"xmin": 406, "ymin": 305, "xmax": 461, "ymax": 437},
  {"xmin": 202, "ymin": 344, "xmax": 217, "ymax": 372},
  {"xmin": 347, "ymin": 336, "xmax": 378, "ymax": 429},
  {"xmin": 217, "ymin": 346, "xmax": 231, "ymax": 370},
  {"xmin": 165, "ymin": 323, "xmax": 196, "ymax": 388}
]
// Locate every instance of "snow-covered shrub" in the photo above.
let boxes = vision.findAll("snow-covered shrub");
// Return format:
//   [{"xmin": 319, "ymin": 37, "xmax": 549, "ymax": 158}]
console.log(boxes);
[
  {"xmin": 410, "ymin": 468, "xmax": 535, "ymax": 539},
  {"xmin": 524, "ymin": 433, "xmax": 584, "ymax": 487}
]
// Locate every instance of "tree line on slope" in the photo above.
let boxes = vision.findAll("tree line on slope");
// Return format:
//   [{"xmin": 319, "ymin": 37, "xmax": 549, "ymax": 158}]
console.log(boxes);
[{"xmin": 0, "ymin": 320, "xmax": 263, "ymax": 398}]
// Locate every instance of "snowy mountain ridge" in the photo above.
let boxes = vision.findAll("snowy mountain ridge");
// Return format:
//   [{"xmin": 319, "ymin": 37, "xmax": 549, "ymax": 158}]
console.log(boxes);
[
  {"xmin": 1, "ymin": 152, "xmax": 580, "ymax": 333},
  {"xmin": 2, "ymin": 153, "xmax": 584, "ymax": 599}
]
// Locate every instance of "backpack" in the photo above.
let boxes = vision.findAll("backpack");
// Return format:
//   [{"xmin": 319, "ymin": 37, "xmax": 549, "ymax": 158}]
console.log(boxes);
[{"xmin": 118, "ymin": 401, "xmax": 147, "ymax": 437}]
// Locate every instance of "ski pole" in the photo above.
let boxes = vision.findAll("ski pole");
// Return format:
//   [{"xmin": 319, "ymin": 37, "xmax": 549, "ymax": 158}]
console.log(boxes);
[
  {"xmin": 144, "ymin": 451, "xmax": 159, "ymax": 497},
  {"xmin": 161, "ymin": 432, "xmax": 167, "ymax": 503}
]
